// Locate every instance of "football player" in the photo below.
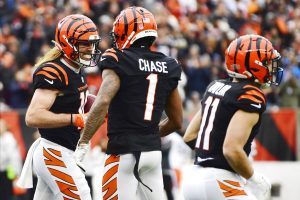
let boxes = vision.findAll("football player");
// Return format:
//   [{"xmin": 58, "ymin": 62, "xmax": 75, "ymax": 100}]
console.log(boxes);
[
  {"xmin": 18, "ymin": 14, "xmax": 101, "ymax": 200},
  {"xmin": 75, "ymin": 6, "xmax": 183, "ymax": 200},
  {"xmin": 182, "ymin": 35, "xmax": 283, "ymax": 200}
]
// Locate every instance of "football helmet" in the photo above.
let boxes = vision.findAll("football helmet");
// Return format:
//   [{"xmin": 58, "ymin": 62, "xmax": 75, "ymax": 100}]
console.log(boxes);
[
  {"xmin": 225, "ymin": 34, "xmax": 283, "ymax": 86},
  {"xmin": 54, "ymin": 14, "xmax": 101, "ymax": 67},
  {"xmin": 111, "ymin": 6, "xmax": 158, "ymax": 49}
]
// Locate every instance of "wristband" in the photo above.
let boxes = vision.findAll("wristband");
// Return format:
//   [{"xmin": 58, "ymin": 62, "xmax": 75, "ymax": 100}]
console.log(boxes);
[{"xmin": 73, "ymin": 114, "xmax": 85, "ymax": 128}]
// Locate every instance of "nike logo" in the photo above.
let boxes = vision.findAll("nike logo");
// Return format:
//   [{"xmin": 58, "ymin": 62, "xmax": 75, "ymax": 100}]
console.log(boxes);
[
  {"xmin": 197, "ymin": 157, "xmax": 214, "ymax": 163},
  {"xmin": 44, "ymin": 79, "xmax": 54, "ymax": 84},
  {"xmin": 100, "ymin": 57, "xmax": 106, "ymax": 61},
  {"xmin": 251, "ymin": 103, "xmax": 261, "ymax": 109}
]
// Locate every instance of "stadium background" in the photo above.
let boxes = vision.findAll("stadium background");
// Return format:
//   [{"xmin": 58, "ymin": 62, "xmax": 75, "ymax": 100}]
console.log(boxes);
[{"xmin": 0, "ymin": 0, "xmax": 299, "ymax": 199}]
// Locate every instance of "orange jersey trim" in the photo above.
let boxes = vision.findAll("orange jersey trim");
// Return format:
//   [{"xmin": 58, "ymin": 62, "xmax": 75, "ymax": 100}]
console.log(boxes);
[
  {"xmin": 36, "ymin": 71, "xmax": 57, "ymax": 80},
  {"xmin": 43, "ymin": 67, "xmax": 63, "ymax": 81},
  {"xmin": 48, "ymin": 62, "xmax": 69, "ymax": 85},
  {"xmin": 238, "ymin": 94, "xmax": 263, "ymax": 104},
  {"xmin": 102, "ymin": 52, "xmax": 118, "ymax": 62},
  {"xmin": 245, "ymin": 90, "xmax": 266, "ymax": 104},
  {"xmin": 243, "ymin": 85, "xmax": 263, "ymax": 92}
]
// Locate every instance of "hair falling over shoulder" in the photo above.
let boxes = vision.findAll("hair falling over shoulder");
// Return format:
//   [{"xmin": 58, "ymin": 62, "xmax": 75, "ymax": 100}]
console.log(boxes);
[{"xmin": 34, "ymin": 46, "xmax": 62, "ymax": 68}]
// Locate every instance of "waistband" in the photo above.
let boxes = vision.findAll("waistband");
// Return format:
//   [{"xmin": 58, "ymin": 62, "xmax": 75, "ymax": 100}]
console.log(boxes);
[{"xmin": 40, "ymin": 138, "xmax": 75, "ymax": 154}]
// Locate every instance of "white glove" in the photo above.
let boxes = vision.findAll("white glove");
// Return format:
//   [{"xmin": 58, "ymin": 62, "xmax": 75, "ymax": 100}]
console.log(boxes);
[
  {"xmin": 74, "ymin": 142, "xmax": 90, "ymax": 172},
  {"xmin": 246, "ymin": 172, "xmax": 271, "ymax": 200}
]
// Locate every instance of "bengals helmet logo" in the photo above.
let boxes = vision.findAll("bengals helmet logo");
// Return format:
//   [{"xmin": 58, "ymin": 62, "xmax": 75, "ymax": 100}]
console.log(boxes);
[
  {"xmin": 54, "ymin": 14, "xmax": 101, "ymax": 67},
  {"xmin": 225, "ymin": 34, "xmax": 283, "ymax": 86},
  {"xmin": 111, "ymin": 7, "xmax": 158, "ymax": 49}
]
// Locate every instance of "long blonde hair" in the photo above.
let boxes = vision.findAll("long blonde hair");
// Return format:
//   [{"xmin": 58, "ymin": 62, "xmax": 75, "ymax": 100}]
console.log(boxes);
[{"xmin": 34, "ymin": 46, "xmax": 62, "ymax": 69}]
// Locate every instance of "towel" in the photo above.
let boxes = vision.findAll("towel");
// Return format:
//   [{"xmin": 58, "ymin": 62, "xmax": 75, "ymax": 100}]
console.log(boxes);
[{"xmin": 16, "ymin": 138, "xmax": 41, "ymax": 188}]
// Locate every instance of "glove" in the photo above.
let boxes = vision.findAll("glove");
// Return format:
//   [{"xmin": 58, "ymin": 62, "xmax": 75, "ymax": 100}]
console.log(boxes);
[
  {"xmin": 72, "ymin": 114, "xmax": 88, "ymax": 128},
  {"xmin": 74, "ymin": 142, "xmax": 90, "ymax": 172},
  {"xmin": 245, "ymin": 172, "xmax": 271, "ymax": 200}
]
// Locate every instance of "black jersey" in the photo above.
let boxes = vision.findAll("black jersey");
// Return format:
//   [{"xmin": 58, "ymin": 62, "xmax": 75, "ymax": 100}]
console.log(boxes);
[
  {"xmin": 99, "ymin": 48, "xmax": 181, "ymax": 154},
  {"xmin": 32, "ymin": 59, "xmax": 88, "ymax": 151},
  {"xmin": 194, "ymin": 79, "xmax": 266, "ymax": 171}
]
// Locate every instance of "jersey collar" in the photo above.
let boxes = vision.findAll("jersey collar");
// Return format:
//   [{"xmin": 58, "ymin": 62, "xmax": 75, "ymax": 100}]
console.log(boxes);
[{"xmin": 60, "ymin": 58, "xmax": 80, "ymax": 74}]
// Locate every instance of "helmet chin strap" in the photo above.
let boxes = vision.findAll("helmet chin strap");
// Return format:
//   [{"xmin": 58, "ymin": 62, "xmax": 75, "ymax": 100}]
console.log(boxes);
[{"xmin": 63, "ymin": 54, "xmax": 84, "ymax": 69}]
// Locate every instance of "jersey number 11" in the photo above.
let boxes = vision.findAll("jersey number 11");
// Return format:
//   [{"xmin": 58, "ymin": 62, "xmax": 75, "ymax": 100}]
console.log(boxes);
[{"xmin": 196, "ymin": 96, "xmax": 220, "ymax": 150}]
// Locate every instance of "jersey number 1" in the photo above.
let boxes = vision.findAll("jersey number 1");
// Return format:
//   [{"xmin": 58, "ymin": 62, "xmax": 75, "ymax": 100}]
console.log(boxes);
[
  {"xmin": 79, "ymin": 91, "xmax": 87, "ymax": 114},
  {"xmin": 144, "ymin": 74, "xmax": 158, "ymax": 121},
  {"xmin": 195, "ymin": 96, "xmax": 220, "ymax": 150}
]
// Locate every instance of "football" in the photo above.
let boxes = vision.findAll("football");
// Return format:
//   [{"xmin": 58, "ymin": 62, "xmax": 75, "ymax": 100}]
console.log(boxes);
[{"xmin": 84, "ymin": 94, "xmax": 96, "ymax": 112}]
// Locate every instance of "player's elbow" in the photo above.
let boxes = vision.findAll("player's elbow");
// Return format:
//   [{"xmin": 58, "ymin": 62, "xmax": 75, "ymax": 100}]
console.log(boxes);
[
  {"xmin": 223, "ymin": 144, "xmax": 240, "ymax": 162},
  {"xmin": 172, "ymin": 116, "xmax": 183, "ymax": 131},
  {"xmin": 98, "ymin": 96, "xmax": 111, "ymax": 108},
  {"xmin": 25, "ymin": 116, "xmax": 35, "ymax": 127},
  {"xmin": 25, "ymin": 110, "xmax": 38, "ymax": 127}
]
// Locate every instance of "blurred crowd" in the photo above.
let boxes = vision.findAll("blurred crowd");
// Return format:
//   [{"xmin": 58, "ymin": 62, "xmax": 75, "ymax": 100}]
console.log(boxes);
[{"xmin": 1, "ymin": 0, "xmax": 300, "ymax": 115}]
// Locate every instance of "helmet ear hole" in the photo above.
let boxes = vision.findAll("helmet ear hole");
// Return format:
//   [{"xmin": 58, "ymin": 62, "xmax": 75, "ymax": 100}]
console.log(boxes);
[
  {"xmin": 262, "ymin": 59, "xmax": 268, "ymax": 66},
  {"xmin": 69, "ymin": 38, "xmax": 75, "ymax": 44},
  {"xmin": 251, "ymin": 68, "xmax": 259, "ymax": 72}
]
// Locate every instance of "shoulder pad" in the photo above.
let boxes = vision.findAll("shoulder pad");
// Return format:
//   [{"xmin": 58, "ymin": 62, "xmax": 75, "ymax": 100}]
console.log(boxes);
[
  {"xmin": 33, "ymin": 62, "xmax": 69, "ymax": 90},
  {"xmin": 236, "ymin": 84, "xmax": 266, "ymax": 113},
  {"xmin": 101, "ymin": 48, "xmax": 119, "ymax": 62},
  {"xmin": 167, "ymin": 58, "xmax": 182, "ymax": 79},
  {"xmin": 99, "ymin": 48, "xmax": 123, "ymax": 74}
]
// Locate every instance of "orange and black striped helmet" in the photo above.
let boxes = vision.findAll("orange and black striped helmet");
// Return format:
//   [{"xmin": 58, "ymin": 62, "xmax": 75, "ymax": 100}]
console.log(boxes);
[
  {"xmin": 54, "ymin": 14, "xmax": 101, "ymax": 67},
  {"xmin": 111, "ymin": 6, "xmax": 157, "ymax": 49},
  {"xmin": 225, "ymin": 34, "xmax": 283, "ymax": 86}
]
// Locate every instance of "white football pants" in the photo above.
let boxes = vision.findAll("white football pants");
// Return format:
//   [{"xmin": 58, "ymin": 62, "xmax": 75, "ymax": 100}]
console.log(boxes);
[
  {"xmin": 181, "ymin": 165, "xmax": 257, "ymax": 200},
  {"xmin": 32, "ymin": 138, "xmax": 91, "ymax": 200},
  {"xmin": 101, "ymin": 151, "xmax": 164, "ymax": 200}
]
